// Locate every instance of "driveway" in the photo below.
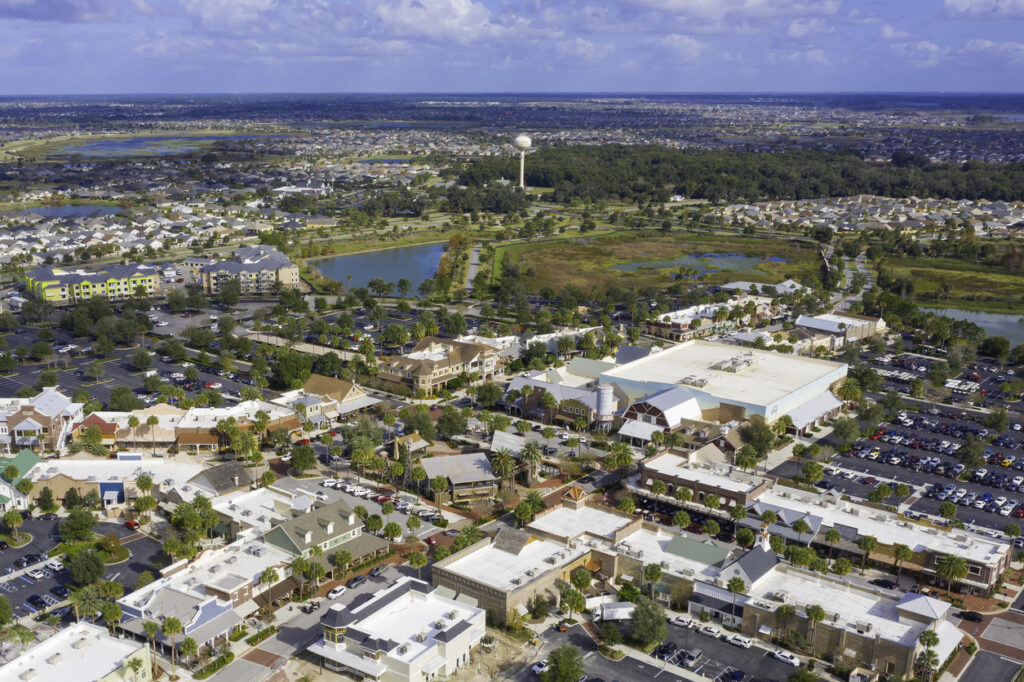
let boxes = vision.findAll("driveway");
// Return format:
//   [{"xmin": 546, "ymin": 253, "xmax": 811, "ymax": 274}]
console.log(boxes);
[{"xmin": 961, "ymin": 650, "xmax": 1021, "ymax": 682}]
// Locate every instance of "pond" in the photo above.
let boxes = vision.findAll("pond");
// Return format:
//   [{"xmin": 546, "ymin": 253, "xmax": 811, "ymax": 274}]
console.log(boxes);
[
  {"xmin": 610, "ymin": 251, "xmax": 786, "ymax": 277},
  {"xmin": 931, "ymin": 308, "xmax": 1024, "ymax": 346},
  {"xmin": 22, "ymin": 204, "xmax": 121, "ymax": 218},
  {"xmin": 58, "ymin": 134, "xmax": 272, "ymax": 158},
  {"xmin": 312, "ymin": 243, "xmax": 446, "ymax": 294}
]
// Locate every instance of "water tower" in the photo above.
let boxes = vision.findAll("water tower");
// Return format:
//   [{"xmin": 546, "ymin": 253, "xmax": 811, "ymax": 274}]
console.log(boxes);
[
  {"xmin": 514, "ymin": 134, "xmax": 532, "ymax": 189},
  {"xmin": 595, "ymin": 383, "xmax": 615, "ymax": 432}
]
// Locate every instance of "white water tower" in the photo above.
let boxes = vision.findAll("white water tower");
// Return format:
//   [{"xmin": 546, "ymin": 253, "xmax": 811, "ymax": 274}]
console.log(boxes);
[
  {"xmin": 514, "ymin": 134, "xmax": 532, "ymax": 189},
  {"xmin": 595, "ymin": 384, "xmax": 615, "ymax": 432}
]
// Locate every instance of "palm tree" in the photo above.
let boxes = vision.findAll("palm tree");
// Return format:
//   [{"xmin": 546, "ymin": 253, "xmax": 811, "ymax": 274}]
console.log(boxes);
[
  {"xmin": 760, "ymin": 510, "xmax": 778, "ymax": 527},
  {"xmin": 125, "ymin": 657, "xmax": 144, "ymax": 682},
  {"xmin": 643, "ymin": 563, "xmax": 662, "ymax": 594},
  {"xmin": 491, "ymin": 448, "xmax": 517, "ymax": 490},
  {"xmin": 935, "ymin": 554, "xmax": 968, "ymax": 595},
  {"xmin": 179, "ymin": 637, "xmax": 198, "ymax": 671},
  {"xmin": 726, "ymin": 577, "xmax": 746, "ymax": 624},
  {"xmin": 835, "ymin": 378, "xmax": 861, "ymax": 405},
  {"xmin": 408, "ymin": 551, "xmax": 428, "ymax": 579},
  {"xmin": 71, "ymin": 586, "xmax": 102, "ymax": 623},
  {"xmin": 519, "ymin": 440, "xmax": 543, "ymax": 483},
  {"xmin": 917, "ymin": 629, "xmax": 940, "ymax": 681},
  {"xmin": 792, "ymin": 519, "xmax": 810, "ymax": 545},
  {"xmin": 606, "ymin": 441, "xmax": 633, "ymax": 474},
  {"xmin": 824, "ymin": 528, "xmax": 842, "ymax": 560},
  {"xmin": 259, "ymin": 567, "xmax": 279, "ymax": 616},
  {"xmin": 128, "ymin": 415, "xmax": 140, "ymax": 449},
  {"xmin": 142, "ymin": 621, "xmax": 159, "ymax": 678},
  {"xmin": 771, "ymin": 415, "xmax": 793, "ymax": 437},
  {"xmin": 857, "ymin": 535, "xmax": 877, "ymax": 574},
  {"xmin": 523, "ymin": 490, "xmax": 546, "ymax": 518},
  {"xmin": 161, "ymin": 617, "xmax": 182, "ymax": 679},
  {"xmin": 146, "ymin": 415, "xmax": 159, "ymax": 455},
  {"xmin": 730, "ymin": 505, "xmax": 747, "ymax": 523},
  {"xmin": 331, "ymin": 550, "xmax": 353, "ymax": 578},
  {"xmin": 805, "ymin": 604, "xmax": 825, "ymax": 650},
  {"xmin": 430, "ymin": 476, "xmax": 448, "ymax": 512},
  {"xmin": 775, "ymin": 603, "xmax": 796, "ymax": 640},
  {"xmin": 893, "ymin": 543, "xmax": 913, "ymax": 581}
]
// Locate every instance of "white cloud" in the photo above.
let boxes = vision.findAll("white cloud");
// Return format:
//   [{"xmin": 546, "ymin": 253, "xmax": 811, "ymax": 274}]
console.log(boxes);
[
  {"xmin": 557, "ymin": 37, "xmax": 614, "ymax": 63},
  {"xmin": 880, "ymin": 24, "xmax": 907, "ymax": 40},
  {"xmin": 788, "ymin": 17, "xmax": 831, "ymax": 38},
  {"xmin": 0, "ymin": 0, "xmax": 151, "ymax": 22},
  {"xmin": 367, "ymin": 0, "xmax": 524, "ymax": 46},
  {"xmin": 945, "ymin": 0, "xmax": 1024, "ymax": 18},
  {"xmin": 622, "ymin": 0, "xmax": 841, "ymax": 22},
  {"xmin": 965, "ymin": 38, "xmax": 1024, "ymax": 62},
  {"xmin": 655, "ymin": 33, "xmax": 705, "ymax": 62},
  {"xmin": 907, "ymin": 40, "xmax": 943, "ymax": 68}
]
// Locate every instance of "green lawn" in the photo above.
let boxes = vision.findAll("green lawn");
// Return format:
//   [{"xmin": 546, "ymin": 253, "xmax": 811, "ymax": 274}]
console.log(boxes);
[{"xmin": 886, "ymin": 256, "xmax": 1024, "ymax": 314}]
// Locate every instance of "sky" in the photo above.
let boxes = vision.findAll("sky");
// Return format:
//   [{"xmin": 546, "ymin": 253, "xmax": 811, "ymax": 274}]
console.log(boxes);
[{"xmin": 0, "ymin": 0, "xmax": 1022, "ymax": 94}]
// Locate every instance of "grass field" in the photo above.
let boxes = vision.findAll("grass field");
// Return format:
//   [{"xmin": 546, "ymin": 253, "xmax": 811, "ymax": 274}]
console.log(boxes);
[
  {"xmin": 0, "ymin": 128, "xmax": 280, "ymax": 162},
  {"xmin": 493, "ymin": 230, "xmax": 820, "ymax": 292},
  {"xmin": 886, "ymin": 256, "xmax": 1024, "ymax": 314}
]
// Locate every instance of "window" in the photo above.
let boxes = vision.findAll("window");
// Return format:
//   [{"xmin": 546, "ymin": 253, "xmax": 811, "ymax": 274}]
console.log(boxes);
[{"xmin": 968, "ymin": 565, "xmax": 981, "ymax": 576}]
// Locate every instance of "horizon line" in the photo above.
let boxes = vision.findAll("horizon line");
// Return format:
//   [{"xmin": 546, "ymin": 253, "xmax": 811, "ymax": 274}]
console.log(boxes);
[{"xmin": 2, "ymin": 90, "xmax": 1024, "ymax": 98}]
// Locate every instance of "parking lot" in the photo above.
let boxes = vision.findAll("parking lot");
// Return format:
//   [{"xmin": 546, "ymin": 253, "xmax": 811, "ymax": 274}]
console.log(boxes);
[
  {"xmin": 777, "ymin": 401, "xmax": 1024, "ymax": 535},
  {"xmin": 0, "ymin": 518, "xmax": 163, "ymax": 621}
]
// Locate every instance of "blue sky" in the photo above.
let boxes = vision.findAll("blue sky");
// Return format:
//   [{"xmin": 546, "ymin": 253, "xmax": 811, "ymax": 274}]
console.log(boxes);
[{"xmin": 0, "ymin": 0, "xmax": 1022, "ymax": 94}]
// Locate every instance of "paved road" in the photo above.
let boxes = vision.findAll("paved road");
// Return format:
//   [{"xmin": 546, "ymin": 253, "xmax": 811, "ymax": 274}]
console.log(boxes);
[
  {"xmin": 961, "ymin": 650, "xmax": 1022, "ymax": 682},
  {"xmin": 465, "ymin": 245, "xmax": 481, "ymax": 293}
]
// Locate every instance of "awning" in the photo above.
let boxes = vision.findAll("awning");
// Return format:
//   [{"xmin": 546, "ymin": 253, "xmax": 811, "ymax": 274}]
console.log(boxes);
[
  {"xmin": 618, "ymin": 419, "xmax": 663, "ymax": 442},
  {"xmin": 309, "ymin": 641, "xmax": 387, "ymax": 678},
  {"xmin": 787, "ymin": 392, "xmax": 842, "ymax": 430},
  {"xmin": 103, "ymin": 490, "xmax": 120, "ymax": 505},
  {"xmin": 423, "ymin": 656, "xmax": 446, "ymax": 675},
  {"xmin": 338, "ymin": 395, "xmax": 381, "ymax": 414},
  {"xmin": 234, "ymin": 600, "xmax": 259, "ymax": 619},
  {"xmin": 178, "ymin": 432, "xmax": 219, "ymax": 445},
  {"xmin": 759, "ymin": 624, "xmax": 772, "ymax": 636}
]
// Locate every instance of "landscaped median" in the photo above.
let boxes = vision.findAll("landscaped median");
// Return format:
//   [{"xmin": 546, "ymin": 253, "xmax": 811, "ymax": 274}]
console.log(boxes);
[
  {"xmin": 245, "ymin": 625, "xmax": 278, "ymax": 647},
  {"xmin": 192, "ymin": 651, "xmax": 234, "ymax": 680}
]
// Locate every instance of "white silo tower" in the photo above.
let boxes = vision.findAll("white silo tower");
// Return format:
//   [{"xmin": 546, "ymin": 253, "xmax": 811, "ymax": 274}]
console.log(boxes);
[
  {"xmin": 595, "ymin": 383, "xmax": 615, "ymax": 432},
  {"xmin": 514, "ymin": 134, "xmax": 532, "ymax": 189}
]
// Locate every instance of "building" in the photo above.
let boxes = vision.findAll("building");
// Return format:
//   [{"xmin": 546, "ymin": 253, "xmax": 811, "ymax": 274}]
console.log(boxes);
[
  {"xmin": 617, "ymin": 386, "xmax": 704, "ymax": 444},
  {"xmin": 119, "ymin": 532, "xmax": 290, "ymax": 652},
  {"xmin": 600, "ymin": 340, "xmax": 847, "ymax": 425},
  {"xmin": 636, "ymin": 451, "xmax": 769, "ymax": 511},
  {"xmin": 750, "ymin": 487, "xmax": 1012, "ymax": 592},
  {"xmin": 0, "ymin": 622, "xmax": 152, "ymax": 682},
  {"xmin": 175, "ymin": 400, "xmax": 299, "ymax": 453},
  {"xmin": 301, "ymin": 374, "xmax": 382, "ymax": 414},
  {"xmin": 0, "ymin": 386, "xmax": 84, "ymax": 454},
  {"xmin": 25, "ymin": 263, "xmax": 161, "ymax": 305},
  {"xmin": 644, "ymin": 298, "xmax": 769, "ymax": 342},
  {"xmin": 309, "ymin": 577, "xmax": 485, "ymax": 682},
  {"xmin": 380, "ymin": 337, "xmax": 501, "ymax": 392},
  {"xmin": 795, "ymin": 313, "xmax": 887, "ymax": 348},
  {"xmin": 263, "ymin": 498, "xmax": 389, "ymax": 570},
  {"xmin": 199, "ymin": 245, "xmax": 299, "ymax": 295},
  {"xmin": 0, "ymin": 449, "xmax": 43, "ymax": 512},
  {"xmin": 505, "ymin": 375, "xmax": 622, "ymax": 428},
  {"xmin": 420, "ymin": 453, "xmax": 497, "ymax": 503}
]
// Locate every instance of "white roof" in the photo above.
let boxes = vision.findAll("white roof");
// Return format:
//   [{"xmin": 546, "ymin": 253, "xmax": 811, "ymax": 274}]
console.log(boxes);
[
  {"xmin": 0, "ymin": 622, "xmax": 144, "ymax": 682},
  {"xmin": 527, "ymin": 504, "xmax": 632, "ymax": 541},
  {"xmin": 755, "ymin": 488, "xmax": 1009, "ymax": 567},
  {"xmin": 787, "ymin": 391, "xmax": 842, "ymax": 429},
  {"xmin": 443, "ymin": 534, "xmax": 588, "ymax": 592},
  {"xmin": 642, "ymin": 453, "xmax": 758, "ymax": 495},
  {"xmin": 30, "ymin": 457, "xmax": 204, "ymax": 488},
  {"xmin": 601, "ymin": 340, "xmax": 847, "ymax": 414},
  {"xmin": 491, "ymin": 430, "xmax": 526, "ymax": 453},
  {"xmin": 180, "ymin": 400, "xmax": 293, "ymax": 429},
  {"xmin": 212, "ymin": 487, "xmax": 295, "ymax": 532},
  {"xmin": 618, "ymin": 419, "xmax": 664, "ymax": 441}
]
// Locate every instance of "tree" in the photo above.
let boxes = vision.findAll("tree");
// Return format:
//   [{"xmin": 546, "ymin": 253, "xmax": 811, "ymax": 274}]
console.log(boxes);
[
  {"xmin": 476, "ymin": 381, "xmax": 503, "ymax": 408},
  {"xmin": 935, "ymin": 554, "xmax": 968, "ymax": 595},
  {"xmin": 702, "ymin": 519, "xmax": 720, "ymax": 537},
  {"xmin": 291, "ymin": 445, "xmax": 316, "ymax": 473},
  {"xmin": 131, "ymin": 348, "xmax": 152, "ymax": 371},
  {"xmin": 68, "ymin": 548, "xmax": 106, "ymax": 585},
  {"xmin": 824, "ymin": 528, "xmax": 842, "ymax": 559},
  {"xmin": 0, "ymin": 595, "xmax": 12, "ymax": 625},
  {"xmin": 893, "ymin": 543, "xmax": 913, "ymax": 581},
  {"xmin": 775, "ymin": 603, "xmax": 796, "ymax": 639},
  {"xmin": 643, "ymin": 563, "xmax": 662, "ymax": 593},
  {"xmin": 179, "ymin": 637, "xmax": 198, "ymax": 670},
  {"xmin": 833, "ymin": 416, "xmax": 860, "ymax": 450},
  {"xmin": 726, "ymin": 576, "xmax": 746, "ymax": 623},
  {"xmin": 674, "ymin": 486, "xmax": 693, "ymax": 504},
  {"xmin": 1005, "ymin": 523, "xmax": 1022, "ymax": 539},
  {"xmin": 560, "ymin": 588, "xmax": 585, "ymax": 620},
  {"xmin": 917, "ymin": 629, "xmax": 941, "ymax": 681},
  {"xmin": 599, "ymin": 621, "xmax": 623, "ymax": 646},
  {"xmin": 835, "ymin": 378, "xmax": 862, "ymax": 403},
  {"xmin": 125, "ymin": 657, "xmax": 144, "ymax": 682},
  {"xmin": 162, "ymin": 616, "xmax": 183, "ymax": 679},
  {"xmin": 805, "ymin": 604, "xmax": 825, "ymax": 646},
  {"xmin": 3, "ymin": 509, "xmax": 23, "ymax": 541},
  {"xmin": 857, "ymin": 535, "xmax": 877, "ymax": 573},
  {"xmin": 801, "ymin": 461, "xmax": 823, "ymax": 485},
  {"xmin": 408, "ymin": 551, "xmax": 428, "ymax": 579},
  {"xmin": 618, "ymin": 496, "xmax": 636, "ymax": 514},
  {"xmin": 868, "ymin": 483, "xmax": 893, "ymax": 504},
  {"xmin": 703, "ymin": 493, "xmax": 721, "ymax": 511},
  {"xmin": 365, "ymin": 515, "xmax": 383, "ymax": 534},
  {"xmin": 833, "ymin": 557, "xmax": 852, "ymax": 576},
  {"xmin": 143, "ymin": 621, "xmax": 160, "ymax": 678},
  {"xmin": 520, "ymin": 439, "xmax": 544, "ymax": 483},
  {"xmin": 791, "ymin": 518, "xmax": 811, "ymax": 545},
  {"xmin": 939, "ymin": 501, "xmax": 958, "ymax": 522},
  {"xmin": 571, "ymin": 567, "xmax": 592, "ymax": 592},
  {"xmin": 430, "ymin": 475, "xmax": 449, "ymax": 511},
  {"xmin": 383, "ymin": 521, "xmax": 402, "ymax": 542},
  {"xmin": 628, "ymin": 596, "xmax": 667, "ymax": 647},
  {"xmin": 673, "ymin": 510, "xmax": 691, "ymax": 528},
  {"xmin": 541, "ymin": 645, "xmax": 584, "ymax": 682},
  {"xmin": 739, "ymin": 414, "xmax": 775, "ymax": 461}
]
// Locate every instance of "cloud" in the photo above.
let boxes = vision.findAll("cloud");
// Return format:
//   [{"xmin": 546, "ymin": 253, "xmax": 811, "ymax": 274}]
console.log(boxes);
[
  {"xmin": 906, "ymin": 40, "xmax": 943, "ymax": 68},
  {"xmin": 557, "ymin": 37, "xmax": 614, "ymax": 63},
  {"xmin": 655, "ymin": 33, "xmax": 705, "ymax": 62},
  {"xmin": 945, "ymin": 0, "xmax": 1024, "ymax": 18},
  {"xmin": 787, "ymin": 17, "xmax": 831, "ymax": 38},
  {"xmin": 0, "ymin": 0, "xmax": 151, "ymax": 22},
  {"xmin": 621, "ymin": 0, "xmax": 841, "ymax": 22},
  {"xmin": 366, "ymin": 0, "xmax": 526, "ymax": 46},
  {"xmin": 880, "ymin": 24, "xmax": 907, "ymax": 40},
  {"xmin": 965, "ymin": 38, "xmax": 1024, "ymax": 62}
]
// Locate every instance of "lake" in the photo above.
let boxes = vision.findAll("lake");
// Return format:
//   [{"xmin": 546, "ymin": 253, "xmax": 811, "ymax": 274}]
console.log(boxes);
[
  {"xmin": 22, "ymin": 204, "xmax": 121, "ymax": 218},
  {"xmin": 312, "ymin": 243, "xmax": 446, "ymax": 294},
  {"xmin": 931, "ymin": 308, "xmax": 1024, "ymax": 346},
  {"xmin": 58, "ymin": 134, "xmax": 271, "ymax": 158},
  {"xmin": 610, "ymin": 251, "xmax": 786, "ymax": 277}
]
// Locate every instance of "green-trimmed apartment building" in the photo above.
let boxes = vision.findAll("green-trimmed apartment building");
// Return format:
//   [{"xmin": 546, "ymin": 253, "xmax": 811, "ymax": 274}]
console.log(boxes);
[{"xmin": 25, "ymin": 263, "xmax": 161, "ymax": 305}]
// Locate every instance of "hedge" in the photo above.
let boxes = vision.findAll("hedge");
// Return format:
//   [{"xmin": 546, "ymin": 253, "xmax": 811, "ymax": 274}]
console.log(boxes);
[
  {"xmin": 229, "ymin": 628, "xmax": 248, "ymax": 642},
  {"xmin": 245, "ymin": 626, "xmax": 278, "ymax": 647},
  {"xmin": 193, "ymin": 652, "xmax": 234, "ymax": 680}
]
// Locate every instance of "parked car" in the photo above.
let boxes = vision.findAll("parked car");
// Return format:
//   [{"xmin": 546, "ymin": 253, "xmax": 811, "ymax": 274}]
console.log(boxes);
[
  {"xmin": 725, "ymin": 634, "xmax": 752, "ymax": 648},
  {"xmin": 958, "ymin": 611, "xmax": 984, "ymax": 623},
  {"xmin": 697, "ymin": 625, "xmax": 719, "ymax": 637},
  {"xmin": 347, "ymin": 575, "xmax": 367, "ymax": 588},
  {"xmin": 125, "ymin": 520, "xmax": 140, "ymax": 530},
  {"xmin": 773, "ymin": 651, "xmax": 801, "ymax": 667},
  {"xmin": 682, "ymin": 648, "xmax": 703, "ymax": 669},
  {"xmin": 26, "ymin": 569, "xmax": 45, "ymax": 580},
  {"xmin": 327, "ymin": 586, "xmax": 347, "ymax": 599},
  {"xmin": 531, "ymin": 661, "xmax": 549, "ymax": 675},
  {"xmin": 27, "ymin": 595, "xmax": 46, "ymax": 609},
  {"xmin": 369, "ymin": 565, "xmax": 387, "ymax": 578}
]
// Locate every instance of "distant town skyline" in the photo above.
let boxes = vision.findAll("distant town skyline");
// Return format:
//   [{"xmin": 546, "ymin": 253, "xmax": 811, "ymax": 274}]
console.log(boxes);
[{"xmin": 0, "ymin": 0, "xmax": 1022, "ymax": 95}]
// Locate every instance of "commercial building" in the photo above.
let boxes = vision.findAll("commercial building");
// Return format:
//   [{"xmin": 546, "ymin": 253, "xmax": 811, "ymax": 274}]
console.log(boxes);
[
  {"xmin": 420, "ymin": 453, "xmax": 498, "ymax": 503},
  {"xmin": 263, "ymin": 498, "xmax": 389, "ymax": 570},
  {"xmin": 636, "ymin": 451, "xmax": 769, "ymax": 511},
  {"xmin": 601, "ymin": 340, "xmax": 847, "ymax": 424},
  {"xmin": 644, "ymin": 297, "xmax": 770, "ymax": 342},
  {"xmin": 0, "ymin": 449, "xmax": 43, "ymax": 512},
  {"xmin": 0, "ymin": 386, "xmax": 84, "ymax": 453},
  {"xmin": 795, "ymin": 313, "xmax": 887, "ymax": 348},
  {"xmin": 25, "ymin": 263, "xmax": 161, "ymax": 305},
  {"xmin": 199, "ymin": 245, "xmax": 299, "ymax": 295},
  {"xmin": 380, "ymin": 337, "xmax": 501, "ymax": 392},
  {"xmin": 309, "ymin": 577, "xmax": 485, "ymax": 682},
  {"xmin": 0, "ymin": 622, "xmax": 152, "ymax": 682}
]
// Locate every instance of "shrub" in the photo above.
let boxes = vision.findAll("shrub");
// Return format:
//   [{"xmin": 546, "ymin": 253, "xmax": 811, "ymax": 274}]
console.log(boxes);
[
  {"xmin": 193, "ymin": 652, "xmax": 234, "ymax": 680},
  {"xmin": 245, "ymin": 626, "xmax": 278, "ymax": 646},
  {"xmin": 229, "ymin": 628, "xmax": 248, "ymax": 642}
]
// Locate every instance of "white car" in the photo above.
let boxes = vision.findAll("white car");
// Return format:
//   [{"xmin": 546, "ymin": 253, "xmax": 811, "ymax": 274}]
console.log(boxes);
[
  {"xmin": 531, "ymin": 661, "xmax": 549, "ymax": 675},
  {"xmin": 725, "ymin": 634, "xmax": 752, "ymax": 648},
  {"xmin": 327, "ymin": 586, "xmax": 347, "ymax": 599},
  {"xmin": 45, "ymin": 559, "xmax": 63, "ymax": 572},
  {"xmin": 773, "ymin": 650, "xmax": 801, "ymax": 667},
  {"xmin": 314, "ymin": 491, "xmax": 329, "ymax": 501},
  {"xmin": 26, "ymin": 569, "xmax": 46, "ymax": 580},
  {"xmin": 668, "ymin": 615, "xmax": 694, "ymax": 628},
  {"xmin": 697, "ymin": 625, "xmax": 719, "ymax": 637}
]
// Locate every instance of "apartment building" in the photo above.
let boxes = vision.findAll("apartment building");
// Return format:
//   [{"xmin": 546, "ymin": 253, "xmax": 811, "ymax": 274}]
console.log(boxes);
[
  {"xmin": 25, "ymin": 263, "xmax": 161, "ymax": 305},
  {"xmin": 0, "ymin": 386, "xmax": 84, "ymax": 454},
  {"xmin": 380, "ymin": 337, "xmax": 501, "ymax": 392},
  {"xmin": 199, "ymin": 245, "xmax": 299, "ymax": 295}
]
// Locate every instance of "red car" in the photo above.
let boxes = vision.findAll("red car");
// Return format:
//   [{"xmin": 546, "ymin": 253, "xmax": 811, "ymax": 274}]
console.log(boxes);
[
  {"xmin": 297, "ymin": 438, "xmax": 310, "ymax": 445},
  {"xmin": 125, "ymin": 520, "xmax": 140, "ymax": 530}
]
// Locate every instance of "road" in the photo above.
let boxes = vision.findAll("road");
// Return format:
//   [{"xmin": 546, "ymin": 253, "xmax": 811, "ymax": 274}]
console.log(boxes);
[{"xmin": 465, "ymin": 244, "xmax": 481, "ymax": 293}]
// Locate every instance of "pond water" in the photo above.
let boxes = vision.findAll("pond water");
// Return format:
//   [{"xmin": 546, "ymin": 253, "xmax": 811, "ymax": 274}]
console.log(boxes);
[
  {"xmin": 312, "ymin": 243, "xmax": 446, "ymax": 294},
  {"xmin": 21, "ymin": 204, "xmax": 121, "ymax": 218},
  {"xmin": 930, "ymin": 308, "xmax": 1024, "ymax": 346},
  {"xmin": 58, "ymin": 134, "xmax": 268, "ymax": 158},
  {"xmin": 610, "ymin": 251, "xmax": 786, "ymax": 277}
]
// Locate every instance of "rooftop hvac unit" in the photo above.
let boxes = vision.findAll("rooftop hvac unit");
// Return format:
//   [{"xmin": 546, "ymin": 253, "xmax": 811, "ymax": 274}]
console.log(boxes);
[
  {"xmin": 226, "ymin": 556, "xmax": 237, "ymax": 564},
  {"xmin": 526, "ymin": 569, "xmax": 535, "ymax": 577},
  {"xmin": 399, "ymin": 645, "xmax": 408, "ymax": 655},
  {"xmin": 637, "ymin": 550, "xmax": 644, "ymax": 558},
  {"xmin": 447, "ymin": 610, "xmax": 458, "ymax": 620},
  {"xmin": 511, "ymin": 577, "xmax": 521, "ymax": 585},
  {"xmin": 433, "ymin": 620, "xmax": 447, "ymax": 629},
  {"xmin": 660, "ymin": 561, "xmax": 669, "ymax": 568},
  {"xmin": 210, "ymin": 566, "xmax": 219, "ymax": 573},
  {"xmin": 415, "ymin": 633, "xmax": 427, "ymax": 643}
]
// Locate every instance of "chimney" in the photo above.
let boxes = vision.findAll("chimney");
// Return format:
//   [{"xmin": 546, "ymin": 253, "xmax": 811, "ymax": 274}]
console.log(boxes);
[{"xmin": 232, "ymin": 474, "xmax": 239, "ymax": 487}]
